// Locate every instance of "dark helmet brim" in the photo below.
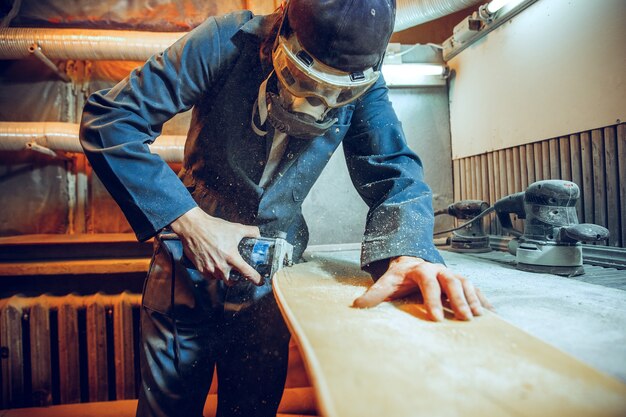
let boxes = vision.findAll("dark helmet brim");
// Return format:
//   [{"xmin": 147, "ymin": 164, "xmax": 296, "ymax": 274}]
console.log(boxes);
[{"xmin": 286, "ymin": 0, "xmax": 396, "ymax": 73}]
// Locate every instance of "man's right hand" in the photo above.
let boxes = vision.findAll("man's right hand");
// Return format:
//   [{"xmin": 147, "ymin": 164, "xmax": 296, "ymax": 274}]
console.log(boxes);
[{"xmin": 170, "ymin": 207, "xmax": 262, "ymax": 285}]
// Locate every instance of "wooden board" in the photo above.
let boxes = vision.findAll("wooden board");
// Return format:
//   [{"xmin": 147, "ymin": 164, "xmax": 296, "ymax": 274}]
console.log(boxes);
[
  {"xmin": 273, "ymin": 257, "xmax": 626, "ymax": 417},
  {"xmin": 0, "ymin": 258, "xmax": 151, "ymax": 276},
  {"xmin": 619, "ymin": 124, "xmax": 626, "ymax": 247}
]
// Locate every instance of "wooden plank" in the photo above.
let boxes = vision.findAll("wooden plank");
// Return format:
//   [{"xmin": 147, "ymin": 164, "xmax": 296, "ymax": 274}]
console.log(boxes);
[
  {"xmin": 273, "ymin": 257, "xmax": 626, "ymax": 417},
  {"xmin": 559, "ymin": 136, "xmax": 572, "ymax": 181},
  {"xmin": 464, "ymin": 157, "xmax": 470, "ymax": 200},
  {"xmin": 511, "ymin": 147, "xmax": 520, "ymax": 192},
  {"xmin": 580, "ymin": 132, "xmax": 594, "ymax": 224},
  {"xmin": 487, "ymin": 153, "xmax": 496, "ymax": 234},
  {"xmin": 505, "ymin": 149, "xmax": 517, "ymax": 233},
  {"xmin": 520, "ymin": 144, "xmax": 536, "ymax": 237},
  {"xmin": 570, "ymin": 134, "xmax": 584, "ymax": 221},
  {"xmin": 0, "ymin": 258, "xmax": 151, "ymax": 277},
  {"xmin": 466, "ymin": 157, "xmax": 473, "ymax": 200},
  {"xmin": 511, "ymin": 147, "xmax": 523, "ymax": 230},
  {"xmin": 486, "ymin": 153, "xmax": 495, "ymax": 203},
  {"xmin": 591, "ymin": 129, "xmax": 607, "ymax": 238},
  {"xmin": 457, "ymin": 158, "xmax": 463, "ymax": 201},
  {"xmin": 87, "ymin": 296, "xmax": 108, "ymax": 402},
  {"xmin": 492, "ymin": 152, "xmax": 501, "ymax": 200},
  {"xmin": 492, "ymin": 151, "xmax": 502, "ymax": 235},
  {"xmin": 542, "ymin": 141, "xmax": 551, "ymax": 180},
  {"xmin": 114, "ymin": 294, "xmax": 136, "ymax": 400},
  {"xmin": 481, "ymin": 154, "xmax": 488, "ymax": 203},
  {"xmin": 465, "ymin": 156, "xmax": 474, "ymax": 199},
  {"xmin": 505, "ymin": 149, "xmax": 514, "ymax": 195},
  {"xmin": 534, "ymin": 142, "xmax": 544, "ymax": 180},
  {"xmin": 618, "ymin": 124, "xmax": 626, "ymax": 247},
  {"xmin": 0, "ymin": 233, "xmax": 153, "ymax": 263},
  {"xmin": 526, "ymin": 144, "xmax": 535, "ymax": 185},
  {"xmin": 0, "ymin": 389, "xmax": 317, "ymax": 417},
  {"xmin": 471, "ymin": 156, "xmax": 478, "ymax": 200},
  {"xmin": 455, "ymin": 158, "xmax": 460, "ymax": 201},
  {"xmin": 479, "ymin": 154, "xmax": 489, "ymax": 234},
  {"xmin": 29, "ymin": 302, "xmax": 52, "ymax": 406},
  {"xmin": 549, "ymin": 138, "xmax": 560, "ymax": 179},
  {"xmin": 604, "ymin": 127, "xmax": 619, "ymax": 247},
  {"xmin": 499, "ymin": 150, "xmax": 508, "ymax": 211},
  {"xmin": 57, "ymin": 298, "xmax": 81, "ymax": 404},
  {"xmin": 457, "ymin": 159, "xmax": 463, "ymax": 201},
  {"xmin": 0, "ymin": 233, "xmax": 146, "ymax": 245},
  {"xmin": 519, "ymin": 145, "xmax": 528, "ymax": 192},
  {"xmin": 453, "ymin": 159, "xmax": 461, "ymax": 203},
  {"xmin": 466, "ymin": 157, "xmax": 472, "ymax": 200},
  {"xmin": 476, "ymin": 155, "xmax": 482, "ymax": 201}
]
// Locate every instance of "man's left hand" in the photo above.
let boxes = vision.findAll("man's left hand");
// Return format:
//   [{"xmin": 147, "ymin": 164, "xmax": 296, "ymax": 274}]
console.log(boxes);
[{"xmin": 352, "ymin": 256, "xmax": 492, "ymax": 321}]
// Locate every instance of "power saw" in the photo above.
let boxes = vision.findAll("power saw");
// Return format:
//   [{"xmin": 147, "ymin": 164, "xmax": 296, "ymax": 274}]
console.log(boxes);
[
  {"xmin": 494, "ymin": 180, "xmax": 609, "ymax": 276},
  {"xmin": 160, "ymin": 231, "xmax": 293, "ymax": 284},
  {"xmin": 229, "ymin": 234, "xmax": 294, "ymax": 283}
]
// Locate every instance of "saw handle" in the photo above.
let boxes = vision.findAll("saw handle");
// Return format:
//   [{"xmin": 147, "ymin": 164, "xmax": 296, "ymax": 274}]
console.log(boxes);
[
  {"xmin": 446, "ymin": 200, "xmax": 490, "ymax": 220},
  {"xmin": 494, "ymin": 192, "xmax": 526, "ymax": 231},
  {"xmin": 558, "ymin": 224, "xmax": 609, "ymax": 243}
]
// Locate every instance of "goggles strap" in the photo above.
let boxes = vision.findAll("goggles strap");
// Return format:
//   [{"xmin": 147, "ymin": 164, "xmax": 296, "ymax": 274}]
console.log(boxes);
[{"xmin": 251, "ymin": 71, "xmax": 274, "ymax": 137}]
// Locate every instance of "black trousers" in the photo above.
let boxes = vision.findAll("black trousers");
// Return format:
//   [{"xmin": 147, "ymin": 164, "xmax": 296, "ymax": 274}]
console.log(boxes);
[{"xmin": 136, "ymin": 235, "xmax": 291, "ymax": 417}]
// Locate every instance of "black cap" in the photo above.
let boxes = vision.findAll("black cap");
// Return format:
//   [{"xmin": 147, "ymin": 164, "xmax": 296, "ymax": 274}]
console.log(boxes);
[{"xmin": 286, "ymin": 0, "xmax": 396, "ymax": 72}]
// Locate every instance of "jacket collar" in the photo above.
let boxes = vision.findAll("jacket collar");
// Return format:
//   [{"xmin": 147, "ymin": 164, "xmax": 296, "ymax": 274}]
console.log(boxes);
[
  {"xmin": 239, "ymin": 12, "xmax": 279, "ymax": 39},
  {"xmin": 235, "ymin": 11, "xmax": 280, "ymax": 77}
]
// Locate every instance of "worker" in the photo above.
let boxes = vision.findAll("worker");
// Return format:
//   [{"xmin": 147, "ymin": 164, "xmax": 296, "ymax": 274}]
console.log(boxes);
[{"xmin": 80, "ymin": 0, "xmax": 490, "ymax": 416}]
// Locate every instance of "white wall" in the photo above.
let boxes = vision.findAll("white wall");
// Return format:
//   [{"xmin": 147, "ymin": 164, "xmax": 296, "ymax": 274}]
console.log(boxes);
[
  {"xmin": 303, "ymin": 86, "xmax": 454, "ymax": 245},
  {"xmin": 448, "ymin": 0, "xmax": 626, "ymax": 159}
]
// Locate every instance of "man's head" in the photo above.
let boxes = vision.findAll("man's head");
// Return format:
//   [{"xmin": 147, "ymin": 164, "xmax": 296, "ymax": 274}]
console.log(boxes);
[
  {"xmin": 286, "ymin": 0, "xmax": 396, "ymax": 73},
  {"xmin": 273, "ymin": 0, "xmax": 395, "ymax": 110},
  {"xmin": 255, "ymin": 0, "xmax": 396, "ymax": 139}
]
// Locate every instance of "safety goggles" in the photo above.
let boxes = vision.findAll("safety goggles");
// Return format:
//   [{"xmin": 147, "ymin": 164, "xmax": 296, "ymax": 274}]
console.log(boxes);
[{"xmin": 272, "ymin": 34, "xmax": 380, "ymax": 108}]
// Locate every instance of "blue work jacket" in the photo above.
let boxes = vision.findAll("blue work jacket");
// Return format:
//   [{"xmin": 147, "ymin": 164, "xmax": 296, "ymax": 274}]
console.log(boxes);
[{"xmin": 80, "ymin": 11, "xmax": 444, "ymax": 275}]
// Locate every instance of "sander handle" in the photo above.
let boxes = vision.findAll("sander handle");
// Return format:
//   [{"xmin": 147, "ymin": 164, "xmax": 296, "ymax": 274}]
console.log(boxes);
[
  {"xmin": 558, "ymin": 224, "xmax": 609, "ymax": 244},
  {"xmin": 494, "ymin": 191, "xmax": 526, "ymax": 231},
  {"xmin": 444, "ymin": 200, "xmax": 490, "ymax": 220}
]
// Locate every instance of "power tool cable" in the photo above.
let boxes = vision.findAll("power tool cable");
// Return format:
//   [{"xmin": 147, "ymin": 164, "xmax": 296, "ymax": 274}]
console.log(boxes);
[{"xmin": 433, "ymin": 206, "xmax": 495, "ymax": 236}]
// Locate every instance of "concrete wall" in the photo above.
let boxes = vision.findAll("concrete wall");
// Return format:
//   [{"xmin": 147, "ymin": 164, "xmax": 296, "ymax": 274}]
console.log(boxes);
[
  {"xmin": 303, "ymin": 85, "xmax": 454, "ymax": 245},
  {"xmin": 448, "ymin": 0, "xmax": 626, "ymax": 158}
]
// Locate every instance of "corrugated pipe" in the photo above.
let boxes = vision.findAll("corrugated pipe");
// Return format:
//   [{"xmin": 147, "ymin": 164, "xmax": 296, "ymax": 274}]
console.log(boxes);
[
  {"xmin": 395, "ymin": 0, "xmax": 483, "ymax": 31},
  {"xmin": 0, "ymin": 122, "xmax": 185, "ymax": 163},
  {"xmin": 0, "ymin": 28, "xmax": 183, "ymax": 60},
  {"xmin": 0, "ymin": 1, "xmax": 482, "ymax": 60}
]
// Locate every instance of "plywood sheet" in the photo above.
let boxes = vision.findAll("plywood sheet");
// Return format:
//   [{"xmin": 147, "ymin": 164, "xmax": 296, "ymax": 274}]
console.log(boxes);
[{"xmin": 273, "ymin": 258, "xmax": 626, "ymax": 417}]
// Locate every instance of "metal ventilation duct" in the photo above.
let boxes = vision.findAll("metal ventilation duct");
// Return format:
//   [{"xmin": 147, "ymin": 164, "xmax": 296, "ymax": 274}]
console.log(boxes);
[{"xmin": 395, "ymin": 0, "xmax": 483, "ymax": 32}]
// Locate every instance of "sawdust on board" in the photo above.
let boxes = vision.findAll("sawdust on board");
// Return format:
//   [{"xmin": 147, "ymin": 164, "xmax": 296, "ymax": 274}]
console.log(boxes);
[{"xmin": 275, "ymin": 259, "xmax": 626, "ymax": 417}]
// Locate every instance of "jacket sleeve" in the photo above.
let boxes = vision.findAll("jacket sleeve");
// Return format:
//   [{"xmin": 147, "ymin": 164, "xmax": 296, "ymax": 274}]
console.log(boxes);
[
  {"xmin": 342, "ymin": 75, "xmax": 445, "ymax": 277},
  {"xmin": 79, "ymin": 14, "xmax": 247, "ymax": 241}
]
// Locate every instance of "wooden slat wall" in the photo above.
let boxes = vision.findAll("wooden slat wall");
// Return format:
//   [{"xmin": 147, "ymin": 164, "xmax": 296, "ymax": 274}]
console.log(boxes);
[
  {"xmin": 618, "ymin": 124, "xmax": 626, "ymax": 247},
  {"xmin": 453, "ymin": 123, "xmax": 625, "ymax": 247}
]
